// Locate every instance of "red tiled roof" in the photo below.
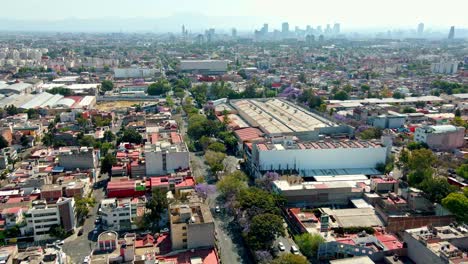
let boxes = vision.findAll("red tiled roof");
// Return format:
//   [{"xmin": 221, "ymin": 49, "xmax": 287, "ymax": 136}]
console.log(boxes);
[{"xmin": 234, "ymin": 127, "xmax": 263, "ymax": 142}]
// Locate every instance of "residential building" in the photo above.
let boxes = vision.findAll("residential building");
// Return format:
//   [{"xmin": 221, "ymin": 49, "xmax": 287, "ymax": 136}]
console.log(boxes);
[
  {"xmin": 403, "ymin": 225, "xmax": 468, "ymax": 264},
  {"xmin": 113, "ymin": 67, "xmax": 160, "ymax": 79},
  {"xmin": 58, "ymin": 146, "xmax": 99, "ymax": 170},
  {"xmin": 99, "ymin": 197, "xmax": 146, "ymax": 231},
  {"xmin": 144, "ymin": 132, "xmax": 189, "ymax": 176},
  {"xmin": 431, "ymin": 61, "xmax": 458, "ymax": 75},
  {"xmin": 414, "ymin": 125, "xmax": 465, "ymax": 150},
  {"xmin": 169, "ymin": 202, "xmax": 215, "ymax": 250},
  {"xmin": 23, "ymin": 198, "xmax": 75, "ymax": 241}
]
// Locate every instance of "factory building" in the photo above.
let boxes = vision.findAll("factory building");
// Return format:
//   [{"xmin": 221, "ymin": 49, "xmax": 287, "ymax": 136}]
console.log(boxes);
[{"xmin": 179, "ymin": 60, "xmax": 228, "ymax": 75}]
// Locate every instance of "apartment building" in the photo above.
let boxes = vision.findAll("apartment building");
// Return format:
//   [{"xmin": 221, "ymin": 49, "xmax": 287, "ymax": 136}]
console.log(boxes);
[
  {"xmin": 169, "ymin": 202, "xmax": 215, "ymax": 250},
  {"xmin": 23, "ymin": 198, "xmax": 75, "ymax": 241},
  {"xmin": 58, "ymin": 146, "xmax": 99, "ymax": 170},
  {"xmin": 144, "ymin": 132, "xmax": 189, "ymax": 176},
  {"xmin": 99, "ymin": 197, "xmax": 146, "ymax": 231}
]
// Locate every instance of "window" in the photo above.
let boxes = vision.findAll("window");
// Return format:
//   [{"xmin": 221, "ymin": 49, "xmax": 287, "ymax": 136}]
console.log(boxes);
[{"xmin": 182, "ymin": 239, "xmax": 187, "ymax": 243}]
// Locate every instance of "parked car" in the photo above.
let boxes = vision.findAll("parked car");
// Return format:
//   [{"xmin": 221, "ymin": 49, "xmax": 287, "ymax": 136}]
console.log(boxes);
[
  {"xmin": 291, "ymin": 245, "xmax": 300, "ymax": 255},
  {"xmin": 55, "ymin": 240, "xmax": 64, "ymax": 246},
  {"xmin": 215, "ymin": 206, "xmax": 221, "ymax": 213},
  {"xmin": 278, "ymin": 242, "xmax": 286, "ymax": 251}
]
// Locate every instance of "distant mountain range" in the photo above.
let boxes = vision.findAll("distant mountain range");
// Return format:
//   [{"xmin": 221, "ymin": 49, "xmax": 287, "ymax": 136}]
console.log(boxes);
[{"xmin": 0, "ymin": 14, "xmax": 265, "ymax": 33}]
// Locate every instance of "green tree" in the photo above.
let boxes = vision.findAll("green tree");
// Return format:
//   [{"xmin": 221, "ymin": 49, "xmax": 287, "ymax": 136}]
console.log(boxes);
[
  {"xmin": 119, "ymin": 129, "xmax": 142, "ymax": 144},
  {"xmin": 26, "ymin": 108, "xmax": 40, "ymax": 119},
  {"xmin": 101, "ymin": 80, "xmax": 114, "ymax": 92},
  {"xmin": 5, "ymin": 105, "xmax": 18, "ymax": 116},
  {"xmin": 361, "ymin": 84, "xmax": 370, "ymax": 92},
  {"xmin": 294, "ymin": 233, "xmax": 325, "ymax": 259},
  {"xmin": 408, "ymin": 148, "xmax": 436, "ymax": 171},
  {"xmin": 101, "ymin": 153, "xmax": 117, "ymax": 174},
  {"xmin": 442, "ymin": 192, "xmax": 468, "ymax": 222},
  {"xmin": 456, "ymin": 164, "xmax": 468, "ymax": 180},
  {"xmin": 358, "ymin": 127, "xmax": 382, "ymax": 140},
  {"xmin": 49, "ymin": 87, "xmax": 73, "ymax": 96},
  {"xmin": 238, "ymin": 187, "xmax": 281, "ymax": 216},
  {"xmin": 205, "ymin": 150, "xmax": 226, "ymax": 174},
  {"xmin": 103, "ymin": 131, "xmax": 116, "ymax": 142},
  {"xmin": 75, "ymin": 196, "xmax": 96, "ymax": 220},
  {"xmin": 245, "ymin": 213, "xmax": 285, "ymax": 250},
  {"xmin": 418, "ymin": 177, "xmax": 458, "ymax": 203},
  {"xmin": 49, "ymin": 224, "xmax": 68, "ymax": 239},
  {"xmin": 402, "ymin": 107, "xmax": 416, "ymax": 113},
  {"xmin": 0, "ymin": 135, "xmax": 8, "ymax": 149},
  {"xmin": 147, "ymin": 79, "xmax": 171, "ymax": 96},
  {"xmin": 100, "ymin": 142, "xmax": 113, "ymax": 156},
  {"xmin": 78, "ymin": 135, "xmax": 96, "ymax": 147},
  {"xmin": 145, "ymin": 189, "xmax": 169, "ymax": 231},
  {"xmin": 392, "ymin": 91, "xmax": 405, "ymax": 99},
  {"xmin": 271, "ymin": 254, "xmax": 308, "ymax": 264},
  {"xmin": 207, "ymin": 142, "xmax": 227, "ymax": 153},
  {"xmin": 333, "ymin": 90, "xmax": 349, "ymax": 100},
  {"xmin": 298, "ymin": 72, "xmax": 307, "ymax": 83},
  {"xmin": 216, "ymin": 170, "xmax": 248, "ymax": 198}
]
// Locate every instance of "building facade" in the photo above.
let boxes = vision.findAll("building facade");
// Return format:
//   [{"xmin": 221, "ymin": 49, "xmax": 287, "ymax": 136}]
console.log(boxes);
[{"xmin": 415, "ymin": 125, "xmax": 465, "ymax": 150}]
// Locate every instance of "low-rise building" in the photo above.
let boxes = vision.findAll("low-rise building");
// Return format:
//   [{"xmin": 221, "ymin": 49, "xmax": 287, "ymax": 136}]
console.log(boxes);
[
  {"xmin": 414, "ymin": 125, "xmax": 465, "ymax": 150},
  {"xmin": 145, "ymin": 132, "xmax": 189, "ymax": 176},
  {"xmin": 403, "ymin": 225, "xmax": 468, "ymax": 264},
  {"xmin": 58, "ymin": 146, "xmax": 99, "ymax": 170}
]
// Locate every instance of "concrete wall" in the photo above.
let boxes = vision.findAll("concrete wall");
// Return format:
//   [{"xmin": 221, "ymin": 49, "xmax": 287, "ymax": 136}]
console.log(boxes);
[
  {"xmin": 415, "ymin": 127, "xmax": 465, "ymax": 150},
  {"xmin": 59, "ymin": 150, "xmax": 97, "ymax": 170},
  {"xmin": 403, "ymin": 232, "xmax": 444, "ymax": 264},
  {"xmin": 257, "ymin": 146, "xmax": 387, "ymax": 171},
  {"xmin": 166, "ymin": 152, "xmax": 190, "ymax": 173},
  {"xmin": 187, "ymin": 222, "xmax": 215, "ymax": 249}
]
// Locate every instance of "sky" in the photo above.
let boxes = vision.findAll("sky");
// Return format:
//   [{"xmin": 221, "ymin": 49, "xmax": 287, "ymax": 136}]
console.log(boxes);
[{"xmin": 2, "ymin": 0, "xmax": 468, "ymax": 30}]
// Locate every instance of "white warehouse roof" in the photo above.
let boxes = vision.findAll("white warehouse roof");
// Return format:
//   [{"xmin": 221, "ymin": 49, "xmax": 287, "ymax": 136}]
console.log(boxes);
[{"xmin": 53, "ymin": 98, "xmax": 76, "ymax": 108}]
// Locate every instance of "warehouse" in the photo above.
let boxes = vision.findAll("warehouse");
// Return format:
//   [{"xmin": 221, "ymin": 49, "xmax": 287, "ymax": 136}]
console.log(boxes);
[
  {"xmin": 0, "ymin": 82, "xmax": 33, "ymax": 95},
  {"xmin": 231, "ymin": 98, "xmax": 352, "ymax": 139},
  {"xmin": 180, "ymin": 60, "xmax": 228, "ymax": 75},
  {"xmin": 251, "ymin": 138, "xmax": 387, "ymax": 176}
]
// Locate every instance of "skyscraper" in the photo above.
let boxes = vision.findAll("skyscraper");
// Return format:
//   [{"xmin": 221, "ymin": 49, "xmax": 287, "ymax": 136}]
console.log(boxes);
[
  {"xmin": 282, "ymin": 22, "xmax": 289, "ymax": 33},
  {"xmin": 333, "ymin": 23, "xmax": 341, "ymax": 34},
  {"xmin": 417, "ymin": 23, "xmax": 424, "ymax": 35},
  {"xmin": 262, "ymin": 23, "xmax": 269, "ymax": 34},
  {"xmin": 448, "ymin": 26, "xmax": 455, "ymax": 40},
  {"xmin": 232, "ymin": 28, "xmax": 237, "ymax": 38},
  {"xmin": 182, "ymin": 25, "xmax": 185, "ymax": 36}
]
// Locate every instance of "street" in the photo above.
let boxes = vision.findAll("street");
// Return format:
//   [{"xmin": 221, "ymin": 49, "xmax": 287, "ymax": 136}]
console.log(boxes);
[{"xmin": 62, "ymin": 173, "xmax": 108, "ymax": 264}]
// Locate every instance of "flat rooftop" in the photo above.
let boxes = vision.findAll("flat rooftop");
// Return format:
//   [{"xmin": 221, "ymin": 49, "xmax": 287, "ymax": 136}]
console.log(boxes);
[
  {"xmin": 257, "ymin": 139, "xmax": 384, "ymax": 151},
  {"xmin": 232, "ymin": 98, "xmax": 336, "ymax": 134}
]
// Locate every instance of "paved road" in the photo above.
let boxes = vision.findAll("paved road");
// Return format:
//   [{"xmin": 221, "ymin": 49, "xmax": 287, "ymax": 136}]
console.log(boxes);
[{"xmin": 62, "ymin": 173, "xmax": 108, "ymax": 264}]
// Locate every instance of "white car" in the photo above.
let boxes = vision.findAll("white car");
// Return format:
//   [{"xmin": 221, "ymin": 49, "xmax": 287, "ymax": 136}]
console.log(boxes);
[
  {"xmin": 215, "ymin": 206, "xmax": 221, "ymax": 213},
  {"xmin": 55, "ymin": 240, "xmax": 64, "ymax": 246},
  {"xmin": 83, "ymin": 256, "xmax": 90, "ymax": 264},
  {"xmin": 278, "ymin": 242, "xmax": 286, "ymax": 251},
  {"xmin": 291, "ymin": 245, "xmax": 300, "ymax": 255}
]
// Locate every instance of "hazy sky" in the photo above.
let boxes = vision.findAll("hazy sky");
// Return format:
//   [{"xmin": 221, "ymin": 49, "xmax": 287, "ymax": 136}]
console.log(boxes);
[{"xmin": 2, "ymin": 0, "xmax": 468, "ymax": 29}]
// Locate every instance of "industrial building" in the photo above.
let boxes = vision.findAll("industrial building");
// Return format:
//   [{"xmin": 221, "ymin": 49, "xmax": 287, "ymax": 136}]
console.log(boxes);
[
  {"xmin": 113, "ymin": 67, "xmax": 160, "ymax": 79},
  {"xmin": 415, "ymin": 125, "xmax": 465, "ymax": 150},
  {"xmin": 144, "ymin": 132, "xmax": 189, "ymax": 176},
  {"xmin": 231, "ymin": 98, "xmax": 352, "ymax": 139},
  {"xmin": 251, "ymin": 137, "xmax": 387, "ymax": 176},
  {"xmin": 0, "ymin": 82, "xmax": 33, "ymax": 95},
  {"xmin": 0, "ymin": 92, "xmax": 96, "ymax": 110},
  {"xmin": 179, "ymin": 60, "xmax": 228, "ymax": 75}
]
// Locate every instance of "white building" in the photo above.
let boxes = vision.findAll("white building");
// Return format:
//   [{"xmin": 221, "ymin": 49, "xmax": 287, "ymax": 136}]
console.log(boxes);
[
  {"xmin": 99, "ymin": 197, "xmax": 146, "ymax": 231},
  {"xmin": 145, "ymin": 132, "xmax": 190, "ymax": 176},
  {"xmin": 23, "ymin": 198, "xmax": 76, "ymax": 241},
  {"xmin": 252, "ymin": 138, "xmax": 387, "ymax": 176},
  {"xmin": 431, "ymin": 61, "xmax": 459, "ymax": 75},
  {"xmin": 180, "ymin": 60, "xmax": 228, "ymax": 75}
]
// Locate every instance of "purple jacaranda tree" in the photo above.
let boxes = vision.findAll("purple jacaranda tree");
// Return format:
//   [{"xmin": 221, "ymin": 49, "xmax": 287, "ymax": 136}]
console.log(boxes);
[
  {"xmin": 194, "ymin": 183, "xmax": 217, "ymax": 200},
  {"xmin": 256, "ymin": 171, "xmax": 280, "ymax": 191},
  {"xmin": 254, "ymin": 250, "xmax": 273, "ymax": 264}
]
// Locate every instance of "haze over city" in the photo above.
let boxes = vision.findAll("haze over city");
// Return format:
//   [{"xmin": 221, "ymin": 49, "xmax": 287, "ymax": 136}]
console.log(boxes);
[{"xmin": 1, "ymin": 0, "xmax": 468, "ymax": 32}]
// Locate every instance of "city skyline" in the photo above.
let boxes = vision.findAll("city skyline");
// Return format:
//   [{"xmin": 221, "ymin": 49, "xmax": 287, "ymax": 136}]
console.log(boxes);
[{"xmin": 0, "ymin": 0, "xmax": 467, "ymax": 33}]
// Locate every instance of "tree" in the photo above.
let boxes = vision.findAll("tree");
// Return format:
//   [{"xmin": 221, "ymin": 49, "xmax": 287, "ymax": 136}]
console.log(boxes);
[
  {"xmin": 49, "ymin": 87, "xmax": 73, "ymax": 96},
  {"xmin": 194, "ymin": 184, "xmax": 217, "ymax": 200},
  {"xmin": 361, "ymin": 84, "xmax": 370, "ymax": 92},
  {"xmin": 145, "ymin": 189, "xmax": 169, "ymax": 231},
  {"xmin": 294, "ymin": 233, "xmax": 325, "ymax": 259},
  {"xmin": 101, "ymin": 80, "xmax": 114, "ymax": 92},
  {"xmin": 101, "ymin": 153, "xmax": 116, "ymax": 174},
  {"xmin": 418, "ymin": 177, "xmax": 458, "ymax": 203},
  {"xmin": 5, "ymin": 105, "xmax": 18, "ymax": 116},
  {"xmin": 119, "ymin": 129, "xmax": 142, "ymax": 144},
  {"xmin": 205, "ymin": 150, "xmax": 226, "ymax": 174},
  {"xmin": 0, "ymin": 135, "xmax": 8, "ymax": 149},
  {"xmin": 78, "ymin": 135, "xmax": 96, "ymax": 147},
  {"xmin": 75, "ymin": 196, "xmax": 96, "ymax": 220},
  {"xmin": 103, "ymin": 130, "xmax": 116, "ymax": 142},
  {"xmin": 456, "ymin": 164, "xmax": 468, "ymax": 180},
  {"xmin": 333, "ymin": 90, "xmax": 349, "ymax": 100},
  {"xmin": 216, "ymin": 170, "xmax": 248, "ymax": 198},
  {"xmin": 442, "ymin": 192, "xmax": 468, "ymax": 222},
  {"xmin": 238, "ymin": 187, "xmax": 281, "ymax": 216},
  {"xmin": 100, "ymin": 142, "xmax": 113, "ymax": 156},
  {"xmin": 207, "ymin": 142, "xmax": 226, "ymax": 153},
  {"xmin": 408, "ymin": 148, "xmax": 436, "ymax": 171},
  {"xmin": 392, "ymin": 91, "xmax": 405, "ymax": 99},
  {"xmin": 26, "ymin": 108, "xmax": 40, "ymax": 119},
  {"xmin": 147, "ymin": 79, "xmax": 171, "ymax": 96},
  {"xmin": 245, "ymin": 213, "xmax": 285, "ymax": 250},
  {"xmin": 407, "ymin": 141, "xmax": 428, "ymax": 150},
  {"xmin": 298, "ymin": 72, "xmax": 307, "ymax": 83},
  {"xmin": 358, "ymin": 127, "xmax": 382, "ymax": 140},
  {"xmin": 402, "ymin": 107, "xmax": 416, "ymax": 113},
  {"xmin": 49, "ymin": 224, "xmax": 68, "ymax": 239},
  {"xmin": 272, "ymin": 254, "xmax": 308, "ymax": 264}
]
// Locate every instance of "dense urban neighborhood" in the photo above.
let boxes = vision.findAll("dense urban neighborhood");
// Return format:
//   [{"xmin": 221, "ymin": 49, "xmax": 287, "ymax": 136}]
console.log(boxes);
[{"xmin": 0, "ymin": 22, "xmax": 467, "ymax": 264}]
